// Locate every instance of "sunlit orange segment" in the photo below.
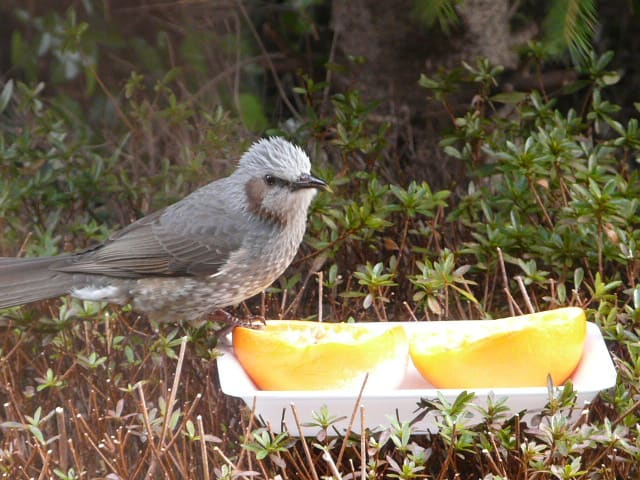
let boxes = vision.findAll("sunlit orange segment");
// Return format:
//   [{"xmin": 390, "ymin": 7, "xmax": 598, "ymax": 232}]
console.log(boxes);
[
  {"xmin": 232, "ymin": 320, "xmax": 408, "ymax": 391},
  {"xmin": 409, "ymin": 307, "xmax": 587, "ymax": 388}
]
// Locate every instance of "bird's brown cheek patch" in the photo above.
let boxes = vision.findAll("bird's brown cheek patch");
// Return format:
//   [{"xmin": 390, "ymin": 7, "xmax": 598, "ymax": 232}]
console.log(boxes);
[
  {"xmin": 244, "ymin": 177, "xmax": 288, "ymax": 226},
  {"xmin": 245, "ymin": 178, "xmax": 266, "ymax": 214}
]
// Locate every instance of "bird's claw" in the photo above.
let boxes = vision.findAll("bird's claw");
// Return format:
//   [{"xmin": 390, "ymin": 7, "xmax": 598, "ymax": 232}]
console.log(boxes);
[
  {"xmin": 211, "ymin": 310, "xmax": 265, "ymax": 339},
  {"xmin": 244, "ymin": 314, "xmax": 266, "ymax": 329}
]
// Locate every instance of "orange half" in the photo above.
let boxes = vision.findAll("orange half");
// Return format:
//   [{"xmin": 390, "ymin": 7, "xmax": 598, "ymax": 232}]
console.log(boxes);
[
  {"xmin": 409, "ymin": 307, "xmax": 587, "ymax": 388},
  {"xmin": 232, "ymin": 320, "xmax": 408, "ymax": 391}
]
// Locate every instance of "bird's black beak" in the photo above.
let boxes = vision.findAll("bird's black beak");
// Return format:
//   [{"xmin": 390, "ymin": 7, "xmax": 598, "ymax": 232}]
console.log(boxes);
[{"xmin": 292, "ymin": 173, "xmax": 330, "ymax": 192}]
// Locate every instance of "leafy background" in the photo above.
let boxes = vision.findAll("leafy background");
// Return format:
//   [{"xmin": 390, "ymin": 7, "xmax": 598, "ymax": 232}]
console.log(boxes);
[{"xmin": 2, "ymin": 0, "xmax": 640, "ymax": 478}]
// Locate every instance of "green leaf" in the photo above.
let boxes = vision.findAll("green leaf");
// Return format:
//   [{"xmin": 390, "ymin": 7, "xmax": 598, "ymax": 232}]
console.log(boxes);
[
  {"xmin": 427, "ymin": 295, "xmax": 442, "ymax": 315},
  {"xmin": 542, "ymin": 0, "xmax": 597, "ymax": 66},
  {"xmin": 28, "ymin": 425, "xmax": 45, "ymax": 445},
  {"xmin": 632, "ymin": 286, "xmax": 640, "ymax": 310},
  {"xmin": 602, "ymin": 71, "xmax": 621, "ymax": 86},
  {"xmin": 490, "ymin": 91, "xmax": 527, "ymax": 104},
  {"xmin": 185, "ymin": 420, "xmax": 196, "ymax": 437},
  {"xmin": 413, "ymin": 0, "xmax": 460, "ymax": 34},
  {"xmin": 443, "ymin": 145, "xmax": 461, "ymax": 159},
  {"xmin": 418, "ymin": 74, "xmax": 439, "ymax": 89},
  {"xmin": 559, "ymin": 79, "xmax": 591, "ymax": 95},
  {"xmin": 0, "ymin": 421, "xmax": 25, "ymax": 429},
  {"xmin": 0, "ymin": 79, "xmax": 13, "ymax": 114},
  {"xmin": 450, "ymin": 284, "xmax": 479, "ymax": 304},
  {"xmin": 238, "ymin": 93, "xmax": 268, "ymax": 132}
]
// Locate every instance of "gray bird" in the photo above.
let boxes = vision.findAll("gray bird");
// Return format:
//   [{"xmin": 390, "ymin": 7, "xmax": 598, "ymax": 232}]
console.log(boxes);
[{"xmin": 0, "ymin": 137, "xmax": 328, "ymax": 322}]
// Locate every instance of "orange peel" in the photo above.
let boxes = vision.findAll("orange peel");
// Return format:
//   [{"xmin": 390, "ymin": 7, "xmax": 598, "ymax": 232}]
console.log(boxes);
[
  {"xmin": 409, "ymin": 307, "xmax": 587, "ymax": 388},
  {"xmin": 233, "ymin": 320, "xmax": 408, "ymax": 391}
]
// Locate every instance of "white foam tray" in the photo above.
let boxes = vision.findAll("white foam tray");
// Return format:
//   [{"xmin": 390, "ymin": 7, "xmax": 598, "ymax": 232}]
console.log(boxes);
[{"xmin": 218, "ymin": 321, "xmax": 616, "ymax": 435}]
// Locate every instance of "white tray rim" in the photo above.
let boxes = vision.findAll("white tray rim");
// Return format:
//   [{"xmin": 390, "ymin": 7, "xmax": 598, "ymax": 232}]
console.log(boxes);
[{"xmin": 218, "ymin": 321, "xmax": 616, "ymax": 398}]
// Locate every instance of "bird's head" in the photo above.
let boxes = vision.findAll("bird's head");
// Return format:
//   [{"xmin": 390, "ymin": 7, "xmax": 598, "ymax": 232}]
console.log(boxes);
[{"xmin": 234, "ymin": 137, "xmax": 328, "ymax": 226}]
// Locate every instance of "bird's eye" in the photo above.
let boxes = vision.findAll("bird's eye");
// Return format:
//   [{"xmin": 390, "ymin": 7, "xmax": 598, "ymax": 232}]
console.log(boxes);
[{"xmin": 264, "ymin": 175, "xmax": 277, "ymax": 186}]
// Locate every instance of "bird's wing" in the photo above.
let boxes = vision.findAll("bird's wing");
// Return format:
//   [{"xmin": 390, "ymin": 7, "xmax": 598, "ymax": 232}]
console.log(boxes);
[{"xmin": 56, "ymin": 194, "xmax": 245, "ymax": 278}]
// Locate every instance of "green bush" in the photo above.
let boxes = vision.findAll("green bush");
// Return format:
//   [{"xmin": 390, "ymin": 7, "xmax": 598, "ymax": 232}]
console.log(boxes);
[{"xmin": 2, "ymin": 4, "xmax": 640, "ymax": 477}]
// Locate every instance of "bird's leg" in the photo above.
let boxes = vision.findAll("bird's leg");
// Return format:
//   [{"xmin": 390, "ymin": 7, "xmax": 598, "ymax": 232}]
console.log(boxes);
[
  {"xmin": 210, "ymin": 308, "xmax": 240, "ymax": 325},
  {"xmin": 210, "ymin": 309, "xmax": 265, "ymax": 339},
  {"xmin": 247, "ymin": 313, "xmax": 266, "ymax": 327},
  {"xmin": 210, "ymin": 309, "xmax": 265, "ymax": 327}
]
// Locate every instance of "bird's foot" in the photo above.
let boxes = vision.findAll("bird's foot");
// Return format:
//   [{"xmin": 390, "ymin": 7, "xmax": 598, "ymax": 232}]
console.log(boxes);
[
  {"xmin": 246, "ymin": 314, "xmax": 266, "ymax": 328},
  {"xmin": 210, "ymin": 310, "xmax": 265, "ymax": 339},
  {"xmin": 211, "ymin": 309, "xmax": 265, "ymax": 327}
]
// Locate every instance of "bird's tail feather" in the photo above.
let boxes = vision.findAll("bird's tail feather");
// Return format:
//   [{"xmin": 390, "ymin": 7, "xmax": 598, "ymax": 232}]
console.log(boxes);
[{"xmin": 0, "ymin": 257, "xmax": 74, "ymax": 309}]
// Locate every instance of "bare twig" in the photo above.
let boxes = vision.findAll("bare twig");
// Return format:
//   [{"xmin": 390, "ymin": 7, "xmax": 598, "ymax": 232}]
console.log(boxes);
[
  {"xmin": 137, "ymin": 383, "xmax": 163, "ymax": 479},
  {"xmin": 236, "ymin": 396, "xmax": 258, "ymax": 468},
  {"xmin": 283, "ymin": 253, "xmax": 327, "ymax": 318},
  {"xmin": 496, "ymin": 248, "xmax": 521, "ymax": 316},
  {"xmin": 321, "ymin": 28, "xmax": 339, "ymax": 116},
  {"xmin": 214, "ymin": 445, "xmax": 239, "ymax": 470},
  {"xmin": 613, "ymin": 397, "xmax": 640, "ymax": 427},
  {"xmin": 488, "ymin": 431, "xmax": 508, "ymax": 477},
  {"xmin": 483, "ymin": 448, "xmax": 503, "ymax": 476},
  {"xmin": 235, "ymin": 0, "xmax": 299, "ymax": 119},
  {"xmin": 232, "ymin": 11, "xmax": 242, "ymax": 116},
  {"xmin": 528, "ymin": 178, "xmax": 554, "ymax": 228},
  {"xmin": 191, "ymin": 53, "xmax": 286, "ymax": 103},
  {"xmin": 436, "ymin": 423, "xmax": 457, "ymax": 480},
  {"xmin": 317, "ymin": 271, "xmax": 324, "ymax": 322},
  {"xmin": 159, "ymin": 336, "xmax": 189, "ymax": 448},
  {"xmin": 76, "ymin": 425, "xmax": 119, "ymax": 473},
  {"xmin": 549, "ymin": 278, "xmax": 557, "ymax": 307},
  {"xmin": 514, "ymin": 276, "xmax": 535, "ymax": 314},
  {"xmin": 16, "ymin": 231, "xmax": 32, "ymax": 257},
  {"xmin": 36, "ymin": 449, "xmax": 51, "ymax": 480},
  {"xmin": 85, "ymin": 62, "xmax": 134, "ymax": 131},
  {"xmin": 68, "ymin": 438, "xmax": 84, "ymax": 478},
  {"xmin": 322, "ymin": 449, "xmax": 343, "ymax": 479},
  {"xmin": 290, "ymin": 403, "xmax": 320, "ymax": 480},
  {"xmin": 197, "ymin": 415, "xmax": 210, "ymax": 480},
  {"xmin": 56, "ymin": 407, "xmax": 68, "ymax": 473},
  {"xmin": 403, "ymin": 301, "xmax": 419, "ymax": 321},
  {"xmin": 164, "ymin": 393, "xmax": 203, "ymax": 452},
  {"xmin": 360, "ymin": 405, "xmax": 367, "ymax": 480},
  {"xmin": 0, "ymin": 333, "xmax": 27, "ymax": 366},
  {"xmin": 336, "ymin": 373, "xmax": 368, "ymax": 467}
]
